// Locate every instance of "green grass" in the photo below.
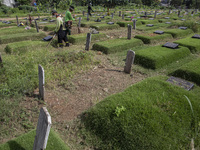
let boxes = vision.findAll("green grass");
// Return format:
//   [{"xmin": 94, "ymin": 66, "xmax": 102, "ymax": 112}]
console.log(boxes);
[
  {"xmin": 92, "ymin": 38, "xmax": 143, "ymax": 54},
  {"xmin": 116, "ymin": 20, "xmax": 142, "ymax": 27},
  {"xmin": 164, "ymin": 28, "xmax": 194, "ymax": 38},
  {"xmin": 68, "ymin": 33, "xmax": 106, "ymax": 44},
  {"xmin": 140, "ymin": 19, "xmax": 159, "ymax": 24},
  {"xmin": 134, "ymin": 33, "xmax": 173, "ymax": 44},
  {"xmin": 43, "ymin": 24, "xmax": 56, "ymax": 31},
  {"xmin": 174, "ymin": 37, "xmax": 200, "ymax": 53},
  {"xmin": 90, "ymin": 24, "xmax": 120, "ymax": 30},
  {"xmin": 4, "ymin": 41, "xmax": 47, "ymax": 55},
  {"xmin": 0, "ymin": 22, "xmax": 16, "ymax": 28},
  {"xmin": 0, "ymin": 27, "xmax": 36, "ymax": 36},
  {"xmin": 135, "ymin": 45, "xmax": 191, "ymax": 69},
  {"xmin": 136, "ymin": 23, "xmax": 170, "ymax": 31},
  {"xmin": 82, "ymin": 76, "xmax": 200, "ymax": 150},
  {"xmin": 171, "ymin": 58, "xmax": 200, "ymax": 85},
  {"xmin": 0, "ymin": 129, "xmax": 70, "ymax": 150},
  {"xmin": 0, "ymin": 32, "xmax": 46, "ymax": 44}
]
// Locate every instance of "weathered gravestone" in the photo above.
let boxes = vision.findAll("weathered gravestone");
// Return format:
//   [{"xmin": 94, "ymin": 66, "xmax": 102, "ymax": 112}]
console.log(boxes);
[
  {"xmin": 35, "ymin": 20, "xmax": 39, "ymax": 32},
  {"xmin": 87, "ymin": 13, "xmax": 89, "ymax": 21},
  {"xmin": 132, "ymin": 19, "xmax": 136, "ymax": 29},
  {"xmin": 16, "ymin": 15, "xmax": 19, "ymax": 26},
  {"xmin": 127, "ymin": 24, "xmax": 132, "ymax": 40},
  {"xmin": 154, "ymin": 30, "xmax": 164, "ymax": 34},
  {"xmin": 154, "ymin": 10, "xmax": 157, "ymax": 18},
  {"xmin": 119, "ymin": 11, "xmax": 121, "ymax": 17},
  {"xmin": 178, "ymin": 10, "xmax": 180, "ymax": 17},
  {"xmin": 179, "ymin": 26, "xmax": 187, "ymax": 30},
  {"xmin": 168, "ymin": 9, "xmax": 171, "ymax": 14},
  {"xmin": 0, "ymin": 53, "xmax": 3, "ymax": 68},
  {"xmin": 85, "ymin": 33, "xmax": 91, "ymax": 51},
  {"xmin": 78, "ymin": 17, "xmax": 81, "ymax": 33},
  {"xmin": 111, "ymin": 13, "xmax": 114, "ymax": 19},
  {"xmin": 167, "ymin": 76, "xmax": 194, "ymax": 91},
  {"xmin": 192, "ymin": 34, "xmax": 200, "ymax": 39},
  {"xmin": 146, "ymin": 24, "xmax": 154, "ymax": 27},
  {"xmin": 38, "ymin": 65, "xmax": 45, "ymax": 100},
  {"xmin": 83, "ymin": 11, "xmax": 85, "ymax": 16},
  {"xmin": 122, "ymin": 14, "xmax": 124, "ymax": 19},
  {"xmin": 33, "ymin": 107, "xmax": 52, "ymax": 150},
  {"xmin": 163, "ymin": 42, "xmax": 179, "ymax": 49},
  {"xmin": 124, "ymin": 50, "xmax": 135, "ymax": 74}
]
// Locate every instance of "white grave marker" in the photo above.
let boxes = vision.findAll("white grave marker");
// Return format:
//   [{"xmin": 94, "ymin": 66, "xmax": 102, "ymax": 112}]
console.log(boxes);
[{"xmin": 38, "ymin": 64, "xmax": 45, "ymax": 100}]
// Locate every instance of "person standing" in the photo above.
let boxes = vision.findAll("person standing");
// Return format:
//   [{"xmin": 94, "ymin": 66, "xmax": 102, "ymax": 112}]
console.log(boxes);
[
  {"xmin": 64, "ymin": 6, "xmax": 75, "ymax": 35},
  {"xmin": 52, "ymin": 10, "xmax": 69, "ymax": 48},
  {"xmin": 88, "ymin": 3, "xmax": 94, "ymax": 16}
]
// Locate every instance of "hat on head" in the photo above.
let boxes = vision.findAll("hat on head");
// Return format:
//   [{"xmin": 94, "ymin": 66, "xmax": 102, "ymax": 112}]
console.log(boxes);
[
  {"xmin": 51, "ymin": 9, "xmax": 57, "ymax": 15},
  {"xmin": 69, "ymin": 5, "xmax": 74, "ymax": 10}
]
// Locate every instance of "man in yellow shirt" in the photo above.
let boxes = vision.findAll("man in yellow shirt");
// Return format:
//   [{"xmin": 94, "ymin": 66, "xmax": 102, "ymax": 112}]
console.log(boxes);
[
  {"xmin": 52, "ymin": 10, "xmax": 69, "ymax": 48},
  {"xmin": 65, "ymin": 6, "xmax": 75, "ymax": 35}
]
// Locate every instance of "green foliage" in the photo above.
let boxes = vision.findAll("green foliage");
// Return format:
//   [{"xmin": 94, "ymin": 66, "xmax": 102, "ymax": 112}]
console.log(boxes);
[
  {"xmin": 135, "ymin": 45, "xmax": 191, "ymax": 69},
  {"xmin": 114, "ymin": 106, "xmax": 126, "ymax": 117},
  {"xmin": 174, "ymin": 37, "xmax": 200, "ymax": 53},
  {"xmin": 82, "ymin": 76, "xmax": 200, "ymax": 149},
  {"xmin": 0, "ymin": 129, "xmax": 70, "ymax": 150},
  {"xmin": 172, "ymin": 58, "xmax": 200, "ymax": 85},
  {"xmin": 92, "ymin": 38, "xmax": 143, "ymax": 54}
]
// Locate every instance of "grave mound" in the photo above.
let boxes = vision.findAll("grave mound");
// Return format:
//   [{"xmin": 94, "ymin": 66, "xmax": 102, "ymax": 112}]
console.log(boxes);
[
  {"xmin": 90, "ymin": 24, "xmax": 120, "ymax": 30},
  {"xmin": 164, "ymin": 29, "xmax": 193, "ymax": 38}
]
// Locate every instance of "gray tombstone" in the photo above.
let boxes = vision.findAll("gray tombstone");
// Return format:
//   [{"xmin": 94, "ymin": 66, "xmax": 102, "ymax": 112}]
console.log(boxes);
[
  {"xmin": 145, "ymin": 12, "xmax": 147, "ymax": 16},
  {"xmin": 169, "ymin": 9, "xmax": 171, "ymax": 14},
  {"xmin": 111, "ymin": 13, "xmax": 114, "ymax": 19},
  {"xmin": 78, "ymin": 17, "xmax": 81, "ymax": 28},
  {"xmin": 124, "ymin": 50, "xmax": 135, "ymax": 74},
  {"xmin": 122, "ymin": 14, "xmax": 124, "ymax": 20},
  {"xmin": 85, "ymin": 33, "xmax": 91, "ymax": 51},
  {"xmin": 119, "ymin": 11, "xmax": 121, "ymax": 17},
  {"xmin": 132, "ymin": 19, "xmax": 136, "ymax": 29},
  {"xmin": 83, "ymin": 11, "xmax": 85, "ymax": 16},
  {"xmin": 38, "ymin": 14, "xmax": 40, "ymax": 20},
  {"xmin": 127, "ymin": 24, "xmax": 132, "ymax": 40},
  {"xmin": 0, "ymin": 53, "xmax": 3, "ymax": 68},
  {"xmin": 16, "ymin": 15, "xmax": 19, "ymax": 26},
  {"xmin": 38, "ymin": 65, "xmax": 45, "ymax": 100},
  {"xmin": 87, "ymin": 13, "xmax": 89, "ymax": 21},
  {"xmin": 33, "ymin": 107, "xmax": 52, "ymax": 150},
  {"xmin": 178, "ymin": 10, "xmax": 180, "ymax": 17},
  {"xmin": 154, "ymin": 10, "xmax": 157, "ymax": 18},
  {"xmin": 35, "ymin": 20, "xmax": 39, "ymax": 32}
]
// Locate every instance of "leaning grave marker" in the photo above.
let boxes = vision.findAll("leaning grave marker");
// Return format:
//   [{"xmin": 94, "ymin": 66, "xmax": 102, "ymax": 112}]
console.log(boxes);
[
  {"xmin": 38, "ymin": 64, "xmax": 45, "ymax": 100},
  {"xmin": 124, "ymin": 50, "xmax": 135, "ymax": 74}
]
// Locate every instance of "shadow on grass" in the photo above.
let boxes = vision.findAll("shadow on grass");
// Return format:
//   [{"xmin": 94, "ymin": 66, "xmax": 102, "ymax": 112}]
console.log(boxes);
[{"xmin": 8, "ymin": 140, "xmax": 26, "ymax": 150}]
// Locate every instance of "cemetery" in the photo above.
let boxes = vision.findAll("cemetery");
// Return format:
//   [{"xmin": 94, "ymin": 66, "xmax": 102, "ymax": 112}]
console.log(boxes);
[{"xmin": 0, "ymin": 0, "xmax": 200, "ymax": 149}]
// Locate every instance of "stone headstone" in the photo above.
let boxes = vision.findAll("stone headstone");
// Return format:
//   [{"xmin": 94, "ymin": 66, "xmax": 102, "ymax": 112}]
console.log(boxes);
[
  {"xmin": 16, "ymin": 15, "xmax": 19, "ymax": 26},
  {"xmin": 107, "ymin": 22, "xmax": 114, "ymax": 25},
  {"xmin": 35, "ymin": 20, "xmax": 39, "ymax": 32},
  {"xmin": 42, "ymin": 18, "xmax": 48, "ymax": 21},
  {"xmin": 124, "ymin": 50, "xmax": 135, "ymax": 74},
  {"xmin": 163, "ymin": 42, "xmax": 179, "ymax": 49},
  {"xmin": 111, "ymin": 13, "xmax": 114, "ymax": 19},
  {"xmin": 83, "ymin": 11, "xmax": 85, "ymax": 16},
  {"xmin": 38, "ymin": 65, "xmax": 45, "ymax": 100},
  {"xmin": 149, "ymin": 18, "xmax": 154, "ymax": 20},
  {"xmin": 165, "ymin": 17, "xmax": 170, "ymax": 19},
  {"xmin": 132, "ymin": 19, "xmax": 136, "ymax": 29},
  {"xmin": 33, "ymin": 107, "xmax": 52, "ymax": 150},
  {"xmin": 178, "ymin": 10, "xmax": 180, "ymax": 17},
  {"xmin": 85, "ymin": 33, "xmax": 91, "ymax": 51},
  {"xmin": 122, "ymin": 14, "xmax": 124, "ymax": 19},
  {"xmin": 179, "ymin": 26, "xmax": 187, "ymax": 30},
  {"xmin": 154, "ymin": 10, "xmax": 157, "ymax": 18},
  {"xmin": 119, "ymin": 11, "xmax": 121, "ymax": 17},
  {"xmin": 181, "ymin": 19, "xmax": 186, "ymax": 21},
  {"xmin": 168, "ymin": 9, "xmax": 171, "ymax": 14},
  {"xmin": 127, "ymin": 24, "xmax": 132, "ymax": 40},
  {"xmin": 38, "ymin": 14, "xmax": 40, "ymax": 20},
  {"xmin": 192, "ymin": 34, "xmax": 200, "ymax": 39},
  {"xmin": 146, "ymin": 24, "xmax": 154, "ymax": 27},
  {"xmin": 87, "ymin": 13, "xmax": 89, "ymax": 21},
  {"xmin": 49, "ymin": 20, "xmax": 55, "ymax": 22},
  {"xmin": 144, "ymin": 12, "xmax": 147, "ymax": 16},
  {"xmin": 165, "ymin": 22, "xmax": 171, "ymax": 24},
  {"xmin": 0, "ymin": 53, "xmax": 3, "ymax": 68},
  {"xmin": 154, "ymin": 30, "xmax": 164, "ymax": 34},
  {"xmin": 167, "ymin": 76, "xmax": 194, "ymax": 91}
]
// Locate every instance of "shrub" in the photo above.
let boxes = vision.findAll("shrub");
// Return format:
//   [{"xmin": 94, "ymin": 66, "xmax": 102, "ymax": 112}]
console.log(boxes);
[
  {"xmin": 92, "ymin": 38, "xmax": 143, "ymax": 54},
  {"xmin": 82, "ymin": 76, "xmax": 200, "ymax": 150},
  {"xmin": 172, "ymin": 58, "xmax": 200, "ymax": 85},
  {"xmin": 135, "ymin": 45, "xmax": 191, "ymax": 69}
]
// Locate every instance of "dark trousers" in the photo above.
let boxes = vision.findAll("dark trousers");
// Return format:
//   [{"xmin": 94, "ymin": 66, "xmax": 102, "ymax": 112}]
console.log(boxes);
[
  {"xmin": 88, "ymin": 11, "xmax": 92, "ymax": 16},
  {"xmin": 58, "ymin": 25, "xmax": 68, "ymax": 47}
]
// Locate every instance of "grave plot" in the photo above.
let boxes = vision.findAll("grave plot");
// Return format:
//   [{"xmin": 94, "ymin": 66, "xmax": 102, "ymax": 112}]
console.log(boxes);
[
  {"xmin": 4, "ymin": 41, "xmax": 47, "ymax": 54},
  {"xmin": 0, "ymin": 26, "xmax": 36, "ymax": 35},
  {"xmin": 0, "ymin": 129, "xmax": 70, "ymax": 150},
  {"xmin": 173, "ymin": 36, "xmax": 200, "ymax": 53},
  {"xmin": 90, "ymin": 23, "xmax": 120, "ymax": 31},
  {"xmin": 140, "ymin": 19, "xmax": 159, "ymax": 24},
  {"xmin": 0, "ymin": 32, "xmax": 46, "ymax": 44},
  {"xmin": 81, "ymin": 22, "xmax": 103, "ymax": 27},
  {"xmin": 116, "ymin": 20, "xmax": 142, "ymax": 27},
  {"xmin": 164, "ymin": 28, "xmax": 194, "ymax": 38},
  {"xmin": 82, "ymin": 76, "xmax": 200, "ymax": 150},
  {"xmin": 172, "ymin": 58, "xmax": 200, "ymax": 85},
  {"xmin": 135, "ymin": 45, "xmax": 190, "ymax": 69},
  {"xmin": 68, "ymin": 33, "xmax": 106, "ymax": 44},
  {"xmin": 136, "ymin": 23, "xmax": 170, "ymax": 31},
  {"xmin": 92, "ymin": 38, "xmax": 143, "ymax": 54},
  {"xmin": 134, "ymin": 32, "xmax": 173, "ymax": 44}
]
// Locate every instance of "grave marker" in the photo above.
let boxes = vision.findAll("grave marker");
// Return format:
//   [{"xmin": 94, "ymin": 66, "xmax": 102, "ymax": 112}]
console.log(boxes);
[
  {"xmin": 33, "ymin": 107, "xmax": 52, "ymax": 150},
  {"xmin": 83, "ymin": 11, "xmax": 85, "ymax": 16},
  {"xmin": 38, "ymin": 65, "xmax": 45, "ymax": 100},
  {"xmin": 124, "ymin": 50, "xmax": 135, "ymax": 74},
  {"xmin": 154, "ymin": 10, "xmax": 157, "ymax": 18},
  {"xmin": 0, "ymin": 53, "xmax": 3, "ymax": 68},
  {"xmin": 111, "ymin": 13, "xmax": 114, "ymax": 19},
  {"xmin": 122, "ymin": 14, "xmax": 124, "ymax": 19},
  {"xmin": 78, "ymin": 17, "xmax": 81, "ymax": 33},
  {"xmin": 178, "ymin": 10, "xmax": 180, "ymax": 17},
  {"xmin": 85, "ymin": 33, "xmax": 91, "ymax": 51},
  {"xmin": 87, "ymin": 13, "xmax": 89, "ymax": 21},
  {"xmin": 163, "ymin": 42, "xmax": 179, "ymax": 49},
  {"xmin": 38, "ymin": 13, "xmax": 40, "ymax": 20},
  {"xmin": 127, "ymin": 24, "xmax": 132, "ymax": 40},
  {"xmin": 132, "ymin": 19, "xmax": 136, "ymax": 29},
  {"xmin": 16, "ymin": 15, "xmax": 19, "ymax": 26},
  {"xmin": 168, "ymin": 9, "xmax": 171, "ymax": 14},
  {"xmin": 35, "ymin": 20, "xmax": 39, "ymax": 32},
  {"xmin": 119, "ymin": 11, "xmax": 121, "ymax": 17}
]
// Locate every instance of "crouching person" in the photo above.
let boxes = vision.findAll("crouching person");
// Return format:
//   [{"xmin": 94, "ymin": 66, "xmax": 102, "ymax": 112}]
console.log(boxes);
[{"xmin": 52, "ymin": 10, "xmax": 69, "ymax": 48}]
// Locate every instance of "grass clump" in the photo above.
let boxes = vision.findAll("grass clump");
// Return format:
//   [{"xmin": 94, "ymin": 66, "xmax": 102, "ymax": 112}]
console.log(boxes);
[
  {"xmin": 4, "ymin": 41, "xmax": 47, "ymax": 54},
  {"xmin": 174, "ymin": 37, "xmax": 200, "ymax": 53},
  {"xmin": 116, "ymin": 20, "xmax": 142, "ymax": 27},
  {"xmin": 164, "ymin": 28, "xmax": 194, "ymax": 38},
  {"xmin": 68, "ymin": 33, "xmax": 106, "ymax": 44},
  {"xmin": 0, "ymin": 129, "xmax": 70, "ymax": 150},
  {"xmin": 82, "ymin": 76, "xmax": 200, "ymax": 150},
  {"xmin": 0, "ymin": 32, "xmax": 46, "ymax": 44},
  {"xmin": 92, "ymin": 38, "xmax": 143, "ymax": 54},
  {"xmin": 171, "ymin": 58, "xmax": 200, "ymax": 85},
  {"xmin": 90, "ymin": 24, "xmax": 120, "ymax": 30},
  {"xmin": 135, "ymin": 45, "xmax": 191, "ymax": 69},
  {"xmin": 0, "ymin": 27, "xmax": 36, "ymax": 36},
  {"xmin": 135, "ymin": 33, "xmax": 173, "ymax": 44}
]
